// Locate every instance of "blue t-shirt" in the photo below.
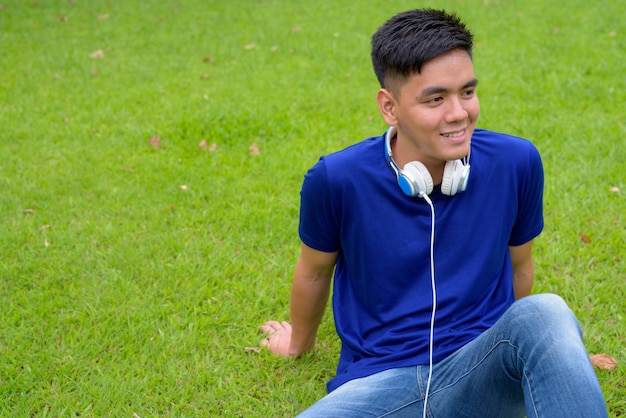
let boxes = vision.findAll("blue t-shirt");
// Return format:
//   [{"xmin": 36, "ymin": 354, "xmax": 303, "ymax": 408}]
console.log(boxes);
[{"xmin": 298, "ymin": 128, "xmax": 544, "ymax": 392}]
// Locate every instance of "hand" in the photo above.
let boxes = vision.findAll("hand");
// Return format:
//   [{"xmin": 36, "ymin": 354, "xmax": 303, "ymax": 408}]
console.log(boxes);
[{"xmin": 260, "ymin": 320, "xmax": 294, "ymax": 357}]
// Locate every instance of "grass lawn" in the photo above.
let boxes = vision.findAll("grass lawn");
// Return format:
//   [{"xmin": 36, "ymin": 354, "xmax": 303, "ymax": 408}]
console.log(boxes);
[{"xmin": 1, "ymin": 0, "xmax": 624, "ymax": 416}]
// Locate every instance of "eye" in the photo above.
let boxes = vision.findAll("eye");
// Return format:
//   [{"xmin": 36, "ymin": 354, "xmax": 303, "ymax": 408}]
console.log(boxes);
[
  {"xmin": 426, "ymin": 96, "xmax": 444, "ymax": 104},
  {"xmin": 462, "ymin": 89, "xmax": 476, "ymax": 97}
]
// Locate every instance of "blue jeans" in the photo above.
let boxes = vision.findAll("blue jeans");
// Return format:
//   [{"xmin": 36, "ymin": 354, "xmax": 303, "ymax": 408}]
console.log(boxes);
[{"xmin": 298, "ymin": 294, "xmax": 607, "ymax": 417}]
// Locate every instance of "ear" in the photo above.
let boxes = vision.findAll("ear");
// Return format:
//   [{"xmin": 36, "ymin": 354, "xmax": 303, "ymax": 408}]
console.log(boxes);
[{"xmin": 377, "ymin": 88, "xmax": 398, "ymax": 126}]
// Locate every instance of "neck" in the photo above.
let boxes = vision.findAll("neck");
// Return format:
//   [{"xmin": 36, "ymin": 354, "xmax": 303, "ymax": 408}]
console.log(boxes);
[{"xmin": 390, "ymin": 134, "xmax": 445, "ymax": 185}]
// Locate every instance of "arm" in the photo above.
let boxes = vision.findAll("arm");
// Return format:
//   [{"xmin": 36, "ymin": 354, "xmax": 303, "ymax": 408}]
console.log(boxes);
[
  {"xmin": 509, "ymin": 240, "xmax": 535, "ymax": 299},
  {"xmin": 261, "ymin": 242, "xmax": 338, "ymax": 357}
]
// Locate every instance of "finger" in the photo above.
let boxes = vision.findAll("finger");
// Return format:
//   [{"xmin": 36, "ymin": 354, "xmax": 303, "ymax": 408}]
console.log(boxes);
[{"xmin": 260, "ymin": 321, "xmax": 281, "ymax": 334}]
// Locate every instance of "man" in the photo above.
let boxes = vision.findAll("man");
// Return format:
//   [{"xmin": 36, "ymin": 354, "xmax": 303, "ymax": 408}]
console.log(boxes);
[{"xmin": 261, "ymin": 9, "xmax": 607, "ymax": 417}]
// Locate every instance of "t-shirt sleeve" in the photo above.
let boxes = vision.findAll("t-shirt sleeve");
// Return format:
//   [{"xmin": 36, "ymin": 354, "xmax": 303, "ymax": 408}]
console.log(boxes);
[
  {"xmin": 298, "ymin": 157, "xmax": 341, "ymax": 252},
  {"xmin": 509, "ymin": 142, "xmax": 544, "ymax": 246}
]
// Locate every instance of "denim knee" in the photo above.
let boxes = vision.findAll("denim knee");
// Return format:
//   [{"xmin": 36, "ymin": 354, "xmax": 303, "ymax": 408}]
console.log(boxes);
[
  {"xmin": 512, "ymin": 293, "xmax": 582, "ymax": 339},
  {"xmin": 522, "ymin": 293, "xmax": 568, "ymax": 311}
]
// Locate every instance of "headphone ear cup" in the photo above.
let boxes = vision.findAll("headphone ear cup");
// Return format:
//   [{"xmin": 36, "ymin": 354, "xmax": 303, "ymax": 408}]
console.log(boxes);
[
  {"xmin": 441, "ymin": 160, "xmax": 470, "ymax": 196},
  {"xmin": 399, "ymin": 161, "xmax": 433, "ymax": 197}
]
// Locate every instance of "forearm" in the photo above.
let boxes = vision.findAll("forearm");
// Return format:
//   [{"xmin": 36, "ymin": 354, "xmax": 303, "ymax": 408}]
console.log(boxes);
[
  {"xmin": 509, "ymin": 242, "xmax": 535, "ymax": 299},
  {"xmin": 288, "ymin": 269, "xmax": 331, "ymax": 355},
  {"xmin": 513, "ymin": 269, "xmax": 534, "ymax": 299}
]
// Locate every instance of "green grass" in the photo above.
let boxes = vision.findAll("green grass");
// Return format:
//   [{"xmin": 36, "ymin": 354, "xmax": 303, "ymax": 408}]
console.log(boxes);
[{"xmin": 1, "ymin": 0, "xmax": 624, "ymax": 416}]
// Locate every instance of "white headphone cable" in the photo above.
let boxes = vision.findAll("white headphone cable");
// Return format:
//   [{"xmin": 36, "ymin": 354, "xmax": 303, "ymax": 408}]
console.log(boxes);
[{"xmin": 420, "ymin": 191, "xmax": 437, "ymax": 418}]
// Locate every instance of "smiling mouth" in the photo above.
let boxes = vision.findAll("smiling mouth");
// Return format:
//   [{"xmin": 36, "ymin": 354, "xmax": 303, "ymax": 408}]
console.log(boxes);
[{"xmin": 441, "ymin": 129, "xmax": 465, "ymax": 138}]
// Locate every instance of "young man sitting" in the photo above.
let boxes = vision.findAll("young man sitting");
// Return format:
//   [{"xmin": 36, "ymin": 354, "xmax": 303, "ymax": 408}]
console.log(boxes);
[{"xmin": 261, "ymin": 9, "xmax": 607, "ymax": 417}]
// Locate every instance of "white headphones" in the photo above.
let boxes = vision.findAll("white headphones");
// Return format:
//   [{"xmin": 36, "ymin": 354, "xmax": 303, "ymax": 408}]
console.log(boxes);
[{"xmin": 384, "ymin": 127, "xmax": 470, "ymax": 197}]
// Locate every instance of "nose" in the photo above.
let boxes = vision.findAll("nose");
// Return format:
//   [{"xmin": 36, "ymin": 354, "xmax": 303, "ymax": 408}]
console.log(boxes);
[{"xmin": 445, "ymin": 96, "xmax": 468, "ymax": 123}]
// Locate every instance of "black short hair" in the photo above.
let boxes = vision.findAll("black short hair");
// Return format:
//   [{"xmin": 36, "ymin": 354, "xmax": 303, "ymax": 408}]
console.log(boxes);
[{"xmin": 371, "ymin": 9, "xmax": 474, "ymax": 90}]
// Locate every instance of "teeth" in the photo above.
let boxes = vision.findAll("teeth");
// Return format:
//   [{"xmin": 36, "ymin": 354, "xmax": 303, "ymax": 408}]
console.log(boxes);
[{"xmin": 442, "ymin": 130, "xmax": 464, "ymax": 138}]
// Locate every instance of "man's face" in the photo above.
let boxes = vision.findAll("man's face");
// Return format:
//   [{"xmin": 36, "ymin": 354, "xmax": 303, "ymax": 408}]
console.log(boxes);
[{"xmin": 380, "ymin": 49, "xmax": 480, "ymax": 175}]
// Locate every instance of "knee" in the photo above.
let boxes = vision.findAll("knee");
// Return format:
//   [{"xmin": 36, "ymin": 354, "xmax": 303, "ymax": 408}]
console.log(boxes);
[
  {"xmin": 522, "ymin": 293, "xmax": 568, "ymax": 313},
  {"xmin": 512, "ymin": 293, "xmax": 580, "ymax": 333},
  {"xmin": 508, "ymin": 295, "xmax": 598, "ymax": 375},
  {"xmin": 512, "ymin": 293, "xmax": 582, "ymax": 337}
]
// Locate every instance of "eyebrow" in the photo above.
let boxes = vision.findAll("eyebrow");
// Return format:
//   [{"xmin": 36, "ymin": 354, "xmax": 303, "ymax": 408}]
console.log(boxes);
[{"xmin": 420, "ymin": 78, "xmax": 479, "ymax": 97}]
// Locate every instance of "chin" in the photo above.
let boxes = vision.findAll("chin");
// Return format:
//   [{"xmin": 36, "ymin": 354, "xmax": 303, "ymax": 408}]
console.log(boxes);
[{"xmin": 450, "ymin": 144, "xmax": 471, "ymax": 161}]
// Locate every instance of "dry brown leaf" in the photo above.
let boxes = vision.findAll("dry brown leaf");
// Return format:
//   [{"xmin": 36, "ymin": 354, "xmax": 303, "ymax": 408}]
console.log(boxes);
[
  {"xmin": 203, "ymin": 54, "xmax": 213, "ymax": 63},
  {"xmin": 249, "ymin": 144, "xmax": 261, "ymax": 156},
  {"xmin": 590, "ymin": 354, "xmax": 617, "ymax": 370},
  {"xmin": 244, "ymin": 44, "xmax": 256, "ymax": 50},
  {"xmin": 89, "ymin": 49, "xmax": 105, "ymax": 59},
  {"xmin": 244, "ymin": 347, "xmax": 261, "ymax": 354},
  {"xmin": 23, "ymin": 209, "xmax": 34, "ymax": 215},
  {"xmin": 98, "ymin": 13, "xmax": 110, "ymax": 20},
  {"xmin": 579, "ymin": 233, "xmax": 591, "ymax": 244},
  {"xmin": 149, "ymin": 135, "xmax": 162, "ymax": 148},
  {"xmin": 198, "ymin": 139, "xmax": 217, "ymax": 151},
  {"xmin": 37, "ymin": 224, "xmax": 51, "ymax": 233}
]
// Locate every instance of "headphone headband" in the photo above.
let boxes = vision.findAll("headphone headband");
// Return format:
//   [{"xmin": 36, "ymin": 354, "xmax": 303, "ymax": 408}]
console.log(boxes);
[
  {"xmin": 384, "ymin": 127, "xmax": 400, "ymax": 174},
  {"xmin": 384, "ymin": 127, "xmax": 471, "ymax": 197}
]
